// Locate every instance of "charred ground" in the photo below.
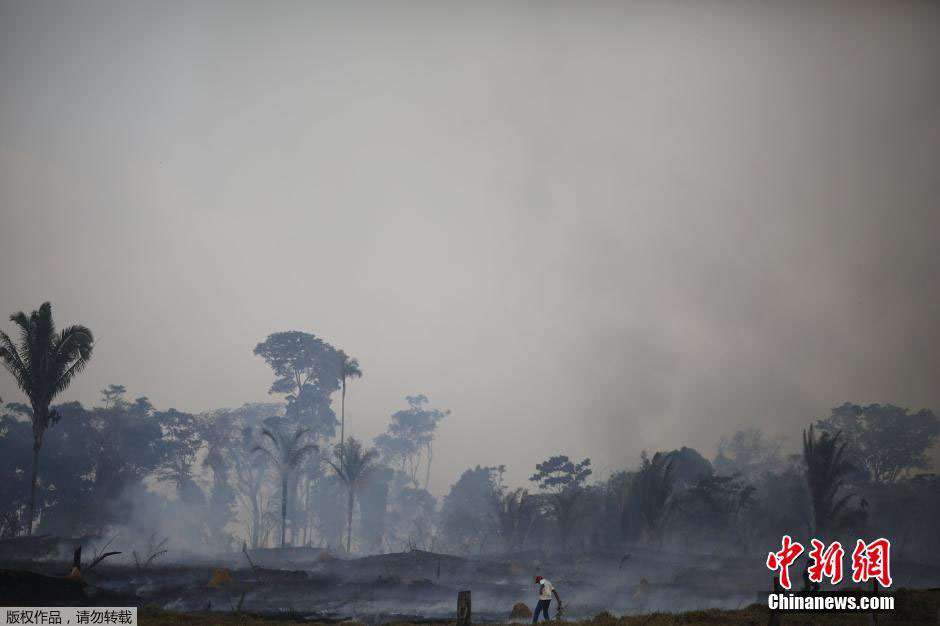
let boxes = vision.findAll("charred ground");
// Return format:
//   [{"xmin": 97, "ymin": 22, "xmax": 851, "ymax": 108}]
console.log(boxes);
[{"xmin": 3, "ymin": 537, "xmax": 940, "ymax": 624}]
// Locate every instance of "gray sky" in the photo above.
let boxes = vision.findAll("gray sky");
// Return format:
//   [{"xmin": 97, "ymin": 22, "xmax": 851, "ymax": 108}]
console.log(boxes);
[{"xmin": 2, "ymin": 0, "xmax": 939, "ymax": 495}]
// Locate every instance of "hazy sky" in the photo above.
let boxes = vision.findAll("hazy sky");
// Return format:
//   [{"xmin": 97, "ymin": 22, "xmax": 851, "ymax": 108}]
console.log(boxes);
[{"xmin": 2, "ymin": 0, "xmax": 938, "ymax": 495}]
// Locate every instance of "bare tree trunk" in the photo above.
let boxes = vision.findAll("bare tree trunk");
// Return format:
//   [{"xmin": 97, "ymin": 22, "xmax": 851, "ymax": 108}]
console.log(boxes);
[
  {"xmin": 280, "ymin": 475, "xmax": 288, "ymax": 549},
  {"xmin": 341, "ymin": 376, "xmax": 346, "ymax": 449},
  {"xmin": 302, "ymin": 477, "xmax": 310, "ymax": 546},
  {"xmin": 346, "ymin": 488, "xmax": 355, "ymax": 555},
  {"xmin": 424, "ymin": 442, "xmax": 433, "ymax": 490},
  {"xmin": 410, "ymin": 452, "xmax": 421, "ymax": 485},
  {"xmin": 289, "ymin": 476, "xmax": 301, "ymax": 547},
  {"xmin": 28, "ymin": 438, "xmax": 40, "ymax": 536},
  {"xmin": 250, "ymin": 486, "xmax": 261, "ymax": 549}
]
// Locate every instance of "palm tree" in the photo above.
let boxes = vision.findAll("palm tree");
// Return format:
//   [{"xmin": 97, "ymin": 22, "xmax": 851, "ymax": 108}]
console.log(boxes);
[
  {"xmin": 328, "ymin": 437, "xmax": 379, "ymax": 555},
  {"xmin": 253, "ymin": 425, "xmax": 318, "ymax": 548},
  {"xmin": 803, "ymin": 424, "xmax": 856, "ymax": 534},
  {"xmin": 627, "ymin": 451, "xmax": 676, "ymax": 545},
  {"xmin": 0, "ymin": 302, "xmax": 93, "ymax": 535},
  {"xmin": 490, "ymin": 487, "xmax": 535, "ymax": 552},
  {"xmin": 339, "ymin": 354, "xmax": 362, "ymax": 449}
]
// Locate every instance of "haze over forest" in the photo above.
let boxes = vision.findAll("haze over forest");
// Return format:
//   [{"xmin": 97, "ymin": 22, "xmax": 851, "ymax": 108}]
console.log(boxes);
[{"xmin": 1, "ymin": 0, "xmax": 939, "ymax": 497}]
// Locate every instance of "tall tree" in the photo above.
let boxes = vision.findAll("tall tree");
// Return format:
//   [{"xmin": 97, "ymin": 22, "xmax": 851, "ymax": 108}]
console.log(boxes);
[
  {"xmin": 199, "ymin": 411, "xmax": 239, "ymax": 551},
  {"xmin": 328, "ymin": 437, "xmax": 380, "ymax": 554},
  {"xmin": 206, "ymin": 403, "xmax": 281, "ymax": 548},
  {"xmin": 338, "ymin": 353, "xmax": 362, "ymax": 450},
  {"xmin": 386, "ymin": 395, "xmax": 449, "ymax": 488},
  {"xmin": 816, "ymin": 403, "xmax": 940, "ymax": 484},
  {"xmin": 99, "ymin": 384, "xmax": 127, "ymax": 409},
  {"xmin": 713, "ymin": 427, "xmax": 783, "ymax": 481},
  {"xmin": 0, "ymin": 302, "xmax": 94, "ymax": 535},
  {"xmin": 802, "ymin": 424, "xmax": 858, "ymax": 535},
  {"xmin": 253, "ymin": 331, "xmax": 343, "ymax": 440},
  {"xmin": 530, "ymin": 455, "xmax": 592, "ymax": 548},
  {"xmin": 359, "ymin": 466, "xmax": 394, "ymax": 552},
  {"xmin": 253, "ymin": 420, "xmax": 318, "ymax": 548},
  {"xmin": 374, "ymin": 432, "xmax": 417, "ymax": 477},
  {"xmin": 0, "ymin": 402, "xmax": 93, "ymax": 537},
  {"xmin": 153, "ymin": 408, "xmax": 201, "ymax": 489},
  {"xmin": 440, "ymin": 465, "xmax": 500, "ymax": 554},
  {"xmin": 604, "ymin": 470, "xmax": 632, "ymax": 546}
]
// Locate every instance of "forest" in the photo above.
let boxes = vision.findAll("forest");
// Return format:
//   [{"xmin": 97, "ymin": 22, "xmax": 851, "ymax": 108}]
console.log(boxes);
[{"xmin": 2, "ymin": 302, "xmax": 939, "ymax": 571}]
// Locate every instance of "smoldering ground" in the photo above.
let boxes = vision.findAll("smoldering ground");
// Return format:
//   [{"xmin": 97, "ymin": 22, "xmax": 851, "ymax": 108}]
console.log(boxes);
[{"xmin": 0, "ymin": 543, "xmax": 850, "ymax": 621}]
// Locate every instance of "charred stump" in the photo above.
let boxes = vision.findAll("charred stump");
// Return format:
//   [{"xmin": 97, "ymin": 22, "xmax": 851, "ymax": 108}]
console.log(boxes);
[
  {"xmin": 67, "ymin": 546, "xmax": 83, "ymax": 581},
  {"xmin": 457, "ymin": 590, "xmax": 472, "ymax": 626}
]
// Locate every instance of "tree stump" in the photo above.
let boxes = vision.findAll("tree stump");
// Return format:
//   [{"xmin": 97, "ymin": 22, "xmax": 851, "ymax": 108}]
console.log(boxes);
[
  {"xmin": 67, "ymin": 546, "xmax": 83, "ymax": 581},
  {"xmin": 457, "ymin": 590, "xmax": 472, "ymax": 626}
]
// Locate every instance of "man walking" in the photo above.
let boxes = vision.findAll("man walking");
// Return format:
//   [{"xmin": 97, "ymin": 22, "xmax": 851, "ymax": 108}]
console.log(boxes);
[{"xmin": 532, "ymin": 575, "xmax": 561, "ymax": 623}]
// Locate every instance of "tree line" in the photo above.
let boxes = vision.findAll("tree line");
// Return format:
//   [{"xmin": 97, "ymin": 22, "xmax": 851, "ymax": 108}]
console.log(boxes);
[
  {"xmin": 0, "ymin": 302, "xmax": 450, "ymax": 554},
  {"xmin": 2, "ymin": 301, "xmax": 939, "ymax": 562},
  {"xmin": 437, "ymin": 413, "xmax": 939, "ymax": 560}
]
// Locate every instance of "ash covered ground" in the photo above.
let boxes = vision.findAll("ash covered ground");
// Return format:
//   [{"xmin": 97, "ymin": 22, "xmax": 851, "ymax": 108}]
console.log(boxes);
[{"xmin": 4, "ymin": 537, "xmax": 940, "ymax": 623}]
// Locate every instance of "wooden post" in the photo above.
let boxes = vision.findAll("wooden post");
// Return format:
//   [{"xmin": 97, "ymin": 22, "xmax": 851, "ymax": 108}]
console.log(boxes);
[{"xmin": 457, "ymin": 590, "xmax": 471, "ymax": 626}]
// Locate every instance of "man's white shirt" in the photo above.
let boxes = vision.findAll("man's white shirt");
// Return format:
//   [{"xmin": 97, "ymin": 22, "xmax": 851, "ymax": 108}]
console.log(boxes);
[{"xmin": 539, "ymin": 579, "xmax": 555, "ymax": 600}]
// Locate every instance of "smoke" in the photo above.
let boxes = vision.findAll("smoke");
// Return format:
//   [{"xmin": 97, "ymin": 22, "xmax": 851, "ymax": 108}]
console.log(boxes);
[
  {"xmin": 483, "ymin": 0, "xmax": 940, "ymax": 475},
  {"xmin": 0, "ymin": 0, "xmax": 938, "ymax": 494}
]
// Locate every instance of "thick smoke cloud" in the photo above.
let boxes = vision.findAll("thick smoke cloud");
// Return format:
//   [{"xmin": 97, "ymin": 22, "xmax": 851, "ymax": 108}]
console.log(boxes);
[{"xmin": 1, "ymin": 0, "xmax": 938, "ymax": 493}]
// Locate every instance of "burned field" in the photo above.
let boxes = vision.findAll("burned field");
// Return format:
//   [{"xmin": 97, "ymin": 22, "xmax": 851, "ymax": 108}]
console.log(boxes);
[
  {"xmin": 1, "ymin": 537, "xmax": 764, "ymax": 621},
  {"xmin": 6, "ymin": 536, "xmax": 940, "ymax": 623}
]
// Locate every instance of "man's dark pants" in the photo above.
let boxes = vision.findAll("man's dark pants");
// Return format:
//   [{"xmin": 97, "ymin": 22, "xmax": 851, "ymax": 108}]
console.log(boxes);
[{"xmin": 532, "ymin": 599, "xmax": 551, "ymax": 623}]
